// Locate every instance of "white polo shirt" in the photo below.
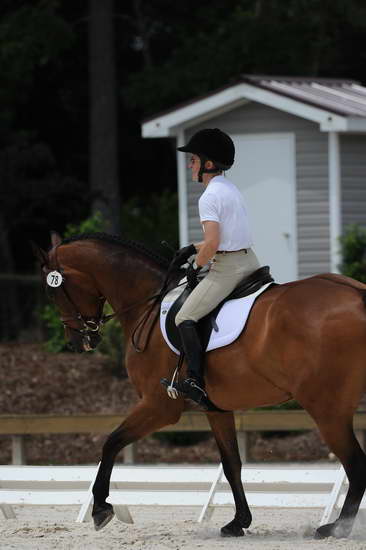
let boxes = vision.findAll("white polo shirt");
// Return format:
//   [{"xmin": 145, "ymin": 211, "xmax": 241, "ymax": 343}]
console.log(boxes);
[{"xmin": 198, "ymin": 175, "xmax": 253, "ymax": 251}]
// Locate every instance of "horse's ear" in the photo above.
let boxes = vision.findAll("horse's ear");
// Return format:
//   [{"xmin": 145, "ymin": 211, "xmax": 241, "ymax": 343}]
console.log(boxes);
[
  {"xmin": 30, "ymin": 241, "xmax": 49, "ymax": 266},
  {"xmin": 50, "ymin": 230, "xmax": 62, "ymax": 248}
]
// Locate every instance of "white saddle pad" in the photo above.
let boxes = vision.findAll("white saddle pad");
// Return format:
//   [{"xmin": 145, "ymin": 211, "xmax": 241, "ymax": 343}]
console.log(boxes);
[{"xmin": 160, "ymin": 282, "xmax": 272, "ymax": 355}]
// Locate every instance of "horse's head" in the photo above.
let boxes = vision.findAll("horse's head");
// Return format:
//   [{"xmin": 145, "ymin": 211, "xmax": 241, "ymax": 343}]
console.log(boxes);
[{"xmin": 33, "ymin": 232, "xmax": 106, "ymax": 353}]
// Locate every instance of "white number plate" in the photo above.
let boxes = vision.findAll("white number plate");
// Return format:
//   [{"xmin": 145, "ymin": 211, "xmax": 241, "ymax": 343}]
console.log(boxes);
[{"xmin": 46, "ymin": 270, "xmax": 63, "ymax": 288}]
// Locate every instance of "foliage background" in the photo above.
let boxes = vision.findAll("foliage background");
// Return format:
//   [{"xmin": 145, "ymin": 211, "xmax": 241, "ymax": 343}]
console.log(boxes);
[
  {"xmin": 2, "ymin": 0, "xmax": 366, "ymax": 265},
  {"xmin": 339, "ymin": 225, "xmax": 366, "ymax": 284},
  {"xmin": 1, "ymin": 0, "xmax": 366, "ymax": 340}
]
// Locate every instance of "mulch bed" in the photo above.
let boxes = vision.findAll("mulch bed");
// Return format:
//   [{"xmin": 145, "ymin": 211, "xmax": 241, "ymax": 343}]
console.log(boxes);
[{"xmin": 0, "ymin": 343, "xmax": 332, "ymax": 465}]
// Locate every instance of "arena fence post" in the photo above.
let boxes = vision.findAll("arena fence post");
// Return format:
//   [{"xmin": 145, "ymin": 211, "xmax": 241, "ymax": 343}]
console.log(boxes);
[
  {"xmin": 123, "ymin": 443, "xmax": 136, "ymax": 464},
  {"xmin": 0, "ymin": 503, "xmax": 16, "ymax": 519},
  {"xmin": 237, "ymin": 431, "xmax": 248, "ymax": 462},
  {"xmin": 197, "ymin": 463, "xmax": 224, "ymax": 523},
  {"xmin": 11, "ymin": 435, "xmax": 25, "ymax": 465}
]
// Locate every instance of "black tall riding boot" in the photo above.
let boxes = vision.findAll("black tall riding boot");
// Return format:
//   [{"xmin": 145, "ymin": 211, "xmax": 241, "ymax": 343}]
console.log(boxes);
[{"xmin": 175, "ymin": 320, "xmax": 207, "ymax": 406}]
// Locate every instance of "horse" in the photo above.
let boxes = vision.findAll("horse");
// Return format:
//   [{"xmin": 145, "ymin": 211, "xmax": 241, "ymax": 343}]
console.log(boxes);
[{"xmin": 33, "ymin": 230, "xmax": 366, "ymax": 539}]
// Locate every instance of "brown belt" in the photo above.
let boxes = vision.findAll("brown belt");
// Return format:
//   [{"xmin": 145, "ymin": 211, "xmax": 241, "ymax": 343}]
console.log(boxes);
[{"xmin": 216, "ymin": 248, "xmax": 248, "ymax": 254}]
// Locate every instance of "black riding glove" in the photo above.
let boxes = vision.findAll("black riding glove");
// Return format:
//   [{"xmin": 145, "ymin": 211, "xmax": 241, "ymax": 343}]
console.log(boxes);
[
  {"xmin": 171, "ymin": 244, "xmax": 197, "ymax": 268},
  {"xmin": 186, "ymin": 262, "xmax": 202, "ymax": 290}
]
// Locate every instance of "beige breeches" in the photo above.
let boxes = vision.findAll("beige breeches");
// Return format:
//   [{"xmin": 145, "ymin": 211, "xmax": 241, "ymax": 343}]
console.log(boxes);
[{"xmin": 175, "ymin": 248, "xmax": 260, "ymax": 326}]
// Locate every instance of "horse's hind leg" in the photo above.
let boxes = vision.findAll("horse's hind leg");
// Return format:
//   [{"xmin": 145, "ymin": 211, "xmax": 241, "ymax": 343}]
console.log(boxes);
[
  {"xmin": 207, "ymin": 411, "xmax": 252, "ymax": 537},
  {"xmin": 315, "ymin": 416, "xmax": 366, "ymax": 539},
  {"xmin": 92, "ymin": 400, "xmax": 181, "ymax": 530}
]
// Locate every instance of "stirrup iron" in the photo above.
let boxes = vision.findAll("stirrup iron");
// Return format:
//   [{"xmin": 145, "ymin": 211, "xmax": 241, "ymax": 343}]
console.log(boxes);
[
  {"xmin": 162, "ymin": 364, "xmax": 180, "ymax": 400},
  {"xmin": 161, "ymin": 351, "xmax": 185, "ymax": 400},
  {"xmin": 167, "ymin": 384, "xmax": 179, "ymax": 400}
]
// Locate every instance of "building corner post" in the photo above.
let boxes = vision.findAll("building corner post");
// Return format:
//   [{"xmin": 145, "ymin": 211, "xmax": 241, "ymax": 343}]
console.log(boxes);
[
  {"xmin": 177, "ymin": 130, "xmax": 189, "ymax": 246},
  {"xmin": 328, "ymin": 131, "xmax": 342, "ymax": 273}
]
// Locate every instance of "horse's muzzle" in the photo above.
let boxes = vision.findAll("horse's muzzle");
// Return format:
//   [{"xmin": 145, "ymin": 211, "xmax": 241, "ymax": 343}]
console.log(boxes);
[
  {"xmin": 67, "ymin": 332, "xmax": 101, "ymax": 353},
  {"xmin": 88, "ymin": 332, "xmax": 102, "ymax": 349}
]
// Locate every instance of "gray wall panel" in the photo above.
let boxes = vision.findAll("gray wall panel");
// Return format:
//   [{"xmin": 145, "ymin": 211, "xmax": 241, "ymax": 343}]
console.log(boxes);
[
  {"xmin": 183, "ymin": 101, "xmax": 330, "ymax": 278},
  {"xmin": 341, "ymin": 135, "xmax": 366, "ymax": 229}
]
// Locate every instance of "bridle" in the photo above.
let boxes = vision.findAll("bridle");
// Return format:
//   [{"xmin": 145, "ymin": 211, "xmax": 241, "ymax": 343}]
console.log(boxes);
[
  {"xmin": 45, "ymin": 244, "xmax": 179, "ymax": 351},
  {"xmin": 52, "ymin": 270, "xmax": 107, "ymax": 337},
  {"xmin": 44, "ymin": 244, "xmax": 114, "ymax": 349}
]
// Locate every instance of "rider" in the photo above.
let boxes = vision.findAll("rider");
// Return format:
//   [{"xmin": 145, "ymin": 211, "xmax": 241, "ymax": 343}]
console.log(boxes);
[{"xmin": 171, "ymin": 128, "xmax": 260, "ymax": 406}]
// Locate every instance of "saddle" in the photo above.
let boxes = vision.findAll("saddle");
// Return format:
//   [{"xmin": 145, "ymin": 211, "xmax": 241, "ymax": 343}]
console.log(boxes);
[{"xmin": 165, "ymin": 266, "xmax": 274, "ymax": 353}]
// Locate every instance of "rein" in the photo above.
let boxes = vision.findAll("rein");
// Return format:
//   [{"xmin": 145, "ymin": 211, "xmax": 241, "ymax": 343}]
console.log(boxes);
[{"xmin": 130, "ymin": 265, "xmax": 181, "ymax": 352}]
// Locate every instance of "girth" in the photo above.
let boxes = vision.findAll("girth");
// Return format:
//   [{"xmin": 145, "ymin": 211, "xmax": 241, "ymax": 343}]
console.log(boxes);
[{"xmin": 165, "ymin": 266, "xmax": 274, "ymax": 353}]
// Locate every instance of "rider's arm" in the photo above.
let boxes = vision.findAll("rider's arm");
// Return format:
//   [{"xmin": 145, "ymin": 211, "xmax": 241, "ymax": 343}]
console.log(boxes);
[{"xmin": 194, "ymin": 220, "xmax": 220, "ymax": 267}]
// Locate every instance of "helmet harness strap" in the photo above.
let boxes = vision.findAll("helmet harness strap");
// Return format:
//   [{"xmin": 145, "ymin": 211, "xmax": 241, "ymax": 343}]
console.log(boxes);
[{"xmin": 198, "ymin": 154, "xmax": 222, "ymax": 183}]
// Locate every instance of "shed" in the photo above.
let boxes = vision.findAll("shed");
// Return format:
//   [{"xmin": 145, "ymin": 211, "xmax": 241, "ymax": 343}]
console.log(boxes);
[{"xmin": 142, "ymin": 75, "xmax": 366, "ymax": 283}]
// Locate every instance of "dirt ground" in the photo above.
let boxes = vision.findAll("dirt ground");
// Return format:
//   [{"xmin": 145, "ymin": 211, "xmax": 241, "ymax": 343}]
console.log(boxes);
[
  {"xmin": 0, "ymin": 342, "xmax": 331, "ymax": 465},
  {"xmin": 1, "ymin": 505, "xmax": 366, "ymax": 550},
  {"xmin": 1, "ymin": 343, "xmax": 364, "ymax": 549}
]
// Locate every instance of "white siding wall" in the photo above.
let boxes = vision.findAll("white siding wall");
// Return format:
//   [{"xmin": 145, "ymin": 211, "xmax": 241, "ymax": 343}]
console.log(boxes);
[
  {"xmin": 184, "ymin": 102, "xmax": 330, "ymax": 278},
  {"xmin": 340, "ymin": 135, "xmax": 366, "ymax": 229}
]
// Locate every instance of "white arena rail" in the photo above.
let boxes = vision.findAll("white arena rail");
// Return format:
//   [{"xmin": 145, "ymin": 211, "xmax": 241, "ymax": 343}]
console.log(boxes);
[{"xmin": 0, "ymin": 463, "xmax": 365, "ymax": 528}]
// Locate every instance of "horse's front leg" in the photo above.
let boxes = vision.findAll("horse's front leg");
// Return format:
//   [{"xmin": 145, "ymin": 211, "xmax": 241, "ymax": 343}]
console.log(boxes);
[
  {"xmin": 92, "ymin": 399, "xmax": 182, "ymax": 530},
  {"xmin": 207, "ymin": 411, "xmax": 251, "ymax": 537}
]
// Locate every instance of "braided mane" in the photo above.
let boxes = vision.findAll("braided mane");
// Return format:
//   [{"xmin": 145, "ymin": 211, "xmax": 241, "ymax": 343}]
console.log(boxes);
[{"xmin": 62, "ymin": 233, "xmax": 170, "ymax": 270}]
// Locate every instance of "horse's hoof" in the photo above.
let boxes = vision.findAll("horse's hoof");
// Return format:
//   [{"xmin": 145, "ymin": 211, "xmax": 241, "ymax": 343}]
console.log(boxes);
[
  {"xmin": 315, "ymin": 524, "xmax": 332, "ymax": 539},
  {"xmin": 93, "ymin": 506, "xmax": 115, "ymax": 531},
  {"xmin": 220, "ymin": 520, "xmax": 245, "ymax": 537},
  {"xmin": 315, "ymin": 521, "xmax": 351, "ymax": 539}
]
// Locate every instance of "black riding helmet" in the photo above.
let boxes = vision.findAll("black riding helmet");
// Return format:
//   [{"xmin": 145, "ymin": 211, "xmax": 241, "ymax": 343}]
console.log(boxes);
[{"xmin": 177, "ymin": 128, "xmax": 235, "ymax": 182}]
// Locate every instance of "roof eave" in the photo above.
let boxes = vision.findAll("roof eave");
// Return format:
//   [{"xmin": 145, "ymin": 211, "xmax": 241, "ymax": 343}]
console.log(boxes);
[
  {"xmin": 239, "ymin": 82, "xmax": 348, "ymax": 131},
  {"xmin": 142, "ymin": 83, "xmax": 248, "ymax": 137},
  {"xmin": 345, "ymin": 117, "xmax": 366, "ymax": 132},
  {"xmin": 141, "ymin": 81, "xmax": 350, "ymax": 137}
]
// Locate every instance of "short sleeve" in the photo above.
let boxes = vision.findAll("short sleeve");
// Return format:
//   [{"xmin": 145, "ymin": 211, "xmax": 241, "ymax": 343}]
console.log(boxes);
[{"xmin": 199, "ymin": 192, "xmax": 220, "ymax": 223}]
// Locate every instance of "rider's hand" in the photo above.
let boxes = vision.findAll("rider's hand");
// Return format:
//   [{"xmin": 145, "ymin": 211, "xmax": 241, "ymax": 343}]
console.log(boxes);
[
  {"xmin": 171, "ymin": 244, "xmax": 197, "ymax": 268},
  {"xmin": 186, "ymin": 262, "xmax": 202, "ymax": 290}
]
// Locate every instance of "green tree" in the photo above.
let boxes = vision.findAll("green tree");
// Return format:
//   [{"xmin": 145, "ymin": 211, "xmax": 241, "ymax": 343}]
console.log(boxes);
[
  {"xmin": 2, "ymin": 0, "xmax": 366, "ymax": 281},
  {"xmin": 125, "ymin": 0, "xmax": 366, "ymax": 116},
  {"xmin": 89, "ymin": 0, "xmax": 120, "ymax": 234},
  {"xmin": 0, "ymin": 0, "xmax": 74, "ymax": 135},
  {"xmin": 121, "ymin": 190, "xmax": 179, "ymax": 258}
]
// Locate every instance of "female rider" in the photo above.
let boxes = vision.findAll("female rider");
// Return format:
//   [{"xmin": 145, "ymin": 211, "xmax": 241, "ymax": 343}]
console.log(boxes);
[{"xmin": 171, "ymin": 128, "xmax": 260, "ymax": 406}]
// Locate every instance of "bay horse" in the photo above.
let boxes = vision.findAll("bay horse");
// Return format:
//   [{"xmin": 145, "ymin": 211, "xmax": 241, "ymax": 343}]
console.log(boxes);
[{"xmin": 34, "ymin": 231, "xmax": 366, "ymax": 539}]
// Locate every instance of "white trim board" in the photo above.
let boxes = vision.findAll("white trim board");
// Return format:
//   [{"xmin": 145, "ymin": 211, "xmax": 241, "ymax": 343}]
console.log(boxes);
[{"xmin": 142, "ymin": 82, "xmax": 354, "ymax": 138}]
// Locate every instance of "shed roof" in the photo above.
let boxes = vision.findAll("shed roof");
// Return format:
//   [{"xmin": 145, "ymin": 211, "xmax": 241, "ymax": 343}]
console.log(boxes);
[
  {"xmin": 242, "ymin": 75, "xmax": 366, "ymax": 117},
  {"xmin": 142, "ymin": 75, "xmax": 366, "ymax": 137}
]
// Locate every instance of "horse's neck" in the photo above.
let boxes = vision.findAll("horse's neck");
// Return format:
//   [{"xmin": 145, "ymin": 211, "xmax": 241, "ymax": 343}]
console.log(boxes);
[{"xmin": 92, "ymin": 246, "xmax": 165, "ymax": 321}]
